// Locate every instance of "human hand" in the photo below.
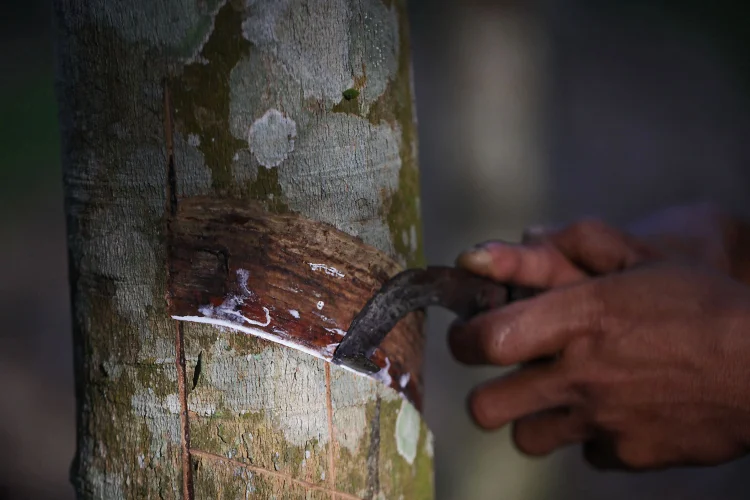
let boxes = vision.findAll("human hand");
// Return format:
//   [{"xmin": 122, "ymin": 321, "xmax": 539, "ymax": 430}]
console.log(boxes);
[{"xmin": 449, "ymin": 262, "xmax": 750, "ymax": 469}]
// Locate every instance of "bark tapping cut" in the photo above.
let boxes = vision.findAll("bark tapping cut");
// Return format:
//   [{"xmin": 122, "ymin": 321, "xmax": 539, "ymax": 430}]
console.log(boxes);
[{"xmin": 168, "ymin": 197, "xmax": 424, "ymax": 408}]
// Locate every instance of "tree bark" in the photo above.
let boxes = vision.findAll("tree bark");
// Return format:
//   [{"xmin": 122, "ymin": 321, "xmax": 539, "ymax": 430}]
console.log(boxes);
[{"xmin": 55, "ymin": 1, "xmax": 433, "ymax": 498}]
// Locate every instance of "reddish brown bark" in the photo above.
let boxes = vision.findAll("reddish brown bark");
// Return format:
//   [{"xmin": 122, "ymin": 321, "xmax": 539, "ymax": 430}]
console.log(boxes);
[{"xmin": 168, "ymin": 197, "xmax": 425, "ymax": 408}]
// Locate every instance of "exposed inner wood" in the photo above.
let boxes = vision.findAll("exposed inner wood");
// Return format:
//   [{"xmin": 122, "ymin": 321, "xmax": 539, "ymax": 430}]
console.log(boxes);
[{"xmin": 168, "ymin": 197, "xmax": 425, "ymax": 408}]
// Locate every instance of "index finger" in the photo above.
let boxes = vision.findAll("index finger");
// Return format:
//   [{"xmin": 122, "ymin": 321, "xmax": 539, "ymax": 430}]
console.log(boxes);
[{"xmin": 449, "ymin": 282, "xmax": 602, "ymax": 366}]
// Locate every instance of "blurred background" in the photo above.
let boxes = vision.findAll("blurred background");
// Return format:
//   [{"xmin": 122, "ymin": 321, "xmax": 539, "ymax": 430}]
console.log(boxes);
[{"xmin": 3, "ymin": 0, "xmax": 750, "ymax": 498}]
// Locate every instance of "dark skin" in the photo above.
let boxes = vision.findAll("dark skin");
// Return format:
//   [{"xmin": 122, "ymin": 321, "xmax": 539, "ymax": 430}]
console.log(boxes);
[{"xmin": 449, "ymin": 203, "xmax": 750, "ymax": 470}]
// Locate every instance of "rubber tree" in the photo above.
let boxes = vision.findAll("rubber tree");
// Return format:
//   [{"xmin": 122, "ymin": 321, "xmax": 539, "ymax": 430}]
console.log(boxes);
[{"xmin": 55, "ymin": 0, "xmax": 433, "ymax": 498}]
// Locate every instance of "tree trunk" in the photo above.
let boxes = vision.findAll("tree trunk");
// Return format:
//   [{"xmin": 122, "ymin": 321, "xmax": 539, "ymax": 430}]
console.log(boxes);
[{"xmin": 55, "ymin": 1, "xmax": 433, "ymax": 498}]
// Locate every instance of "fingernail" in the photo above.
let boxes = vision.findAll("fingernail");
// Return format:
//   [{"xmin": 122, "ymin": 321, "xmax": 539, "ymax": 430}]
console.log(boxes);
[
  {"xmin": 524, "ymin": 225, "xmax": 548, "ymax": 237},
  {"xmin": 456, "ymin": 247, "xmax": 493, "ymax": 270},
  {"xmin": 464, "ymin": 240, "xmax": 494, "ymax": 252},
  {"xmin": 522, "ymin": 225, "xmax": 553, "ymax": 244},
  {"xmin": 526, "ymin": 224, "xmax": 547, "ymax": 236}
]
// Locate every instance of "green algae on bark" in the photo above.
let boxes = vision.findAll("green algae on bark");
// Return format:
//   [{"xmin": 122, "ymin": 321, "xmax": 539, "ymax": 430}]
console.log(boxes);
[
  {"xmin": 367, "ymin": 2, "xmax": 424, "ymax": 268},
  {"xmin": 171, "ymin": 2, "xmax": 250, "ymax": 194}
]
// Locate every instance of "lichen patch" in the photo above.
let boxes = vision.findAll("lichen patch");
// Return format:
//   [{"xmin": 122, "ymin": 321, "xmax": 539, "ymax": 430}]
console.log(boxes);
[
  {"xmin": 247, "ymin": 109, "xmax": 297, "ymax": 168},
  {"xmin": 394, "ymin": 399, "xmax": 419, "ymax": 464}
]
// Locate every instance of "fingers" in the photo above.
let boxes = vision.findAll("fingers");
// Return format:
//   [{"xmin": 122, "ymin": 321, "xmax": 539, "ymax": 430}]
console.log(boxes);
[
  {"xmin": 546, "ymin": 218, "xmax": 656, "ymax": 275},
  {"xmin": 513, "ymin": 408, "xmax": 590, "ymax": 456},
  {"xmin": 456, "ymin": 218, "xmax": 657, "ymax": 290},
  {"xmin": 456, "ymin": 240, "xmax": 586, "ymax": 289},
  {"xmin": 469, "ymin": 364, "xmax": 575, "ymax": 430},
  {"xmin": 449, "ymin": 283, "xmax": 601, "ymax": 366}
]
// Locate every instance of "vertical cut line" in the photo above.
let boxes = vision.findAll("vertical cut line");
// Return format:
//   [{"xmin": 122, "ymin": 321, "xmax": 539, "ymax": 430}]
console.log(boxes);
[
  {"xmin": 365, "ymin": 396, "xmax": 381, "ymax": 499},
  {"xmin": 175, "ymin": 322, "xmax": 194, "ymax": 499},
  {"xmin": 163, "ymin": 78, "xmax": 194, "ymax": 500},
  {"xmin": 325, "ymin": 363, "xmax": 337, "ymax": 499},
  {"xmin": 163, "ymin": 79, "xmax": 178, "ymax": 217}
]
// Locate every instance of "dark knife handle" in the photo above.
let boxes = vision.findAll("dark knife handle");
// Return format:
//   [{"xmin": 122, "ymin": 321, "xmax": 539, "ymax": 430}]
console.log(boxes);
[{"xmin": 332, "ymin": 266, "xmax": 539, "ymax": 373}]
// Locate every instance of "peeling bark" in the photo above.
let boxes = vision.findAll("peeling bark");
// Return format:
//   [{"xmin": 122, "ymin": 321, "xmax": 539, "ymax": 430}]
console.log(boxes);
[
  {"xmin": 55, "ymin": 0, "xmax": 433, "ymax": 498},
  {"xmin": 168, "ymin": 198, "xmax": 424, "ymax": 407}
]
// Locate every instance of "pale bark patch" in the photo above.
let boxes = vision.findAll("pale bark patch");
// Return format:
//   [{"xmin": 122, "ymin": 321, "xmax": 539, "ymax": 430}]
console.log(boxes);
[
  {"xmin": 395, "ymin": 399, "xmax": 420, "ymax": 464},
  {"xmin": 241, "ymin": 0, "xmax": 353, "ymax": 104},
  {"xmin": 247, "ymin": 109, "xmax": 297, "ymax": 168}
]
